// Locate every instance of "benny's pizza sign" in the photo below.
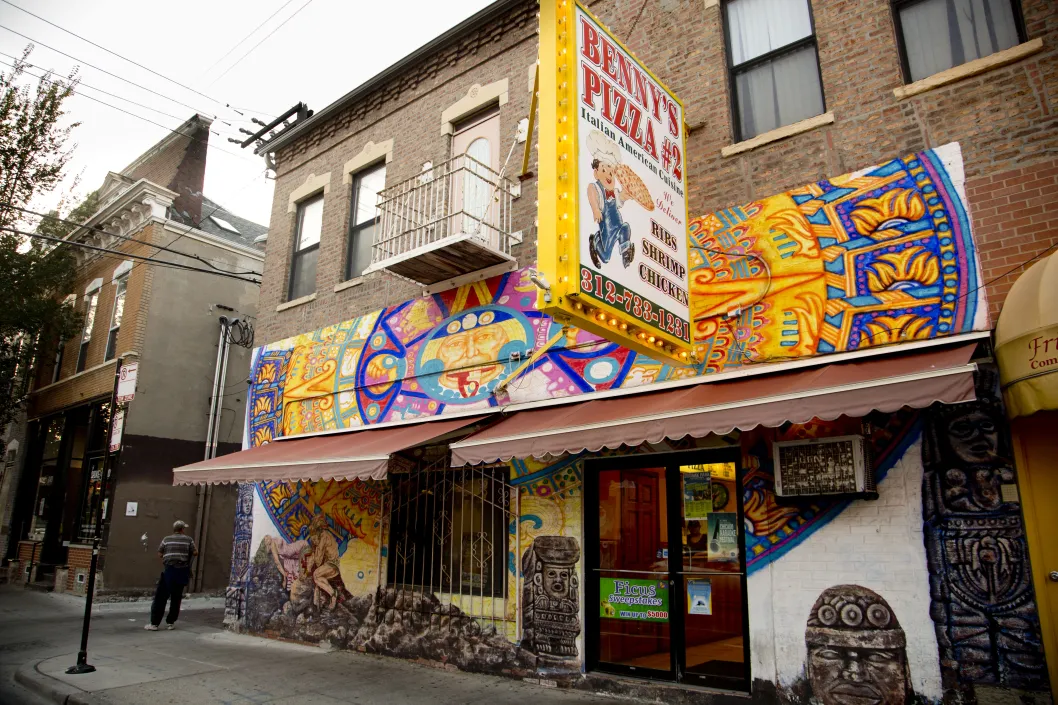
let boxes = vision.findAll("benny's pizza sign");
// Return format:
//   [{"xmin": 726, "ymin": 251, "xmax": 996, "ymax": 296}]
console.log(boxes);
[{"xmin": 538, "ymin": 0, "xmax": 693, "ymax": 364}]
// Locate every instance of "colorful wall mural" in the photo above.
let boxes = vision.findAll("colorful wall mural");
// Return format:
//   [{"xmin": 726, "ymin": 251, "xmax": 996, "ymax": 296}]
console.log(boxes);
[
  {"xmin": 245, "ymin": 143, "xmax": 986, "ymax": 446},
  {"xmin": 224, "ymin": 145, "xmax": 1049, "ymax": 702}
]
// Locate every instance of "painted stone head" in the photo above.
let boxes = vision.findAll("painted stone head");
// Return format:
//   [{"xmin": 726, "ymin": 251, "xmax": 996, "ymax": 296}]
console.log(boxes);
[
  {"xmin": 531, "ymin": 536, "xmax": 580, "ymax": 601},
  {"xmin": 805, "ymin": 585, "xmax": 911, "ymax": 705}
]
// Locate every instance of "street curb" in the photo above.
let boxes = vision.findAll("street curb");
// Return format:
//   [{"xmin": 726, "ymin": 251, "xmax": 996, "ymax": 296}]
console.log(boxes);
[{"xmin": 13, "ymin": 661, "xmax": 86, "ymax": 705}]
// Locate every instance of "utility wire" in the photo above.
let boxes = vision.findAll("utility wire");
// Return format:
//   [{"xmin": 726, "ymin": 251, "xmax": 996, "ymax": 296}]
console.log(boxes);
[
  {"xmin": 1, "ymin": 204, "xmax": 263, "ymax": 277},
  {"xmin": 0, "ymin": 24, "xmax": 215, "ymax": 116},
  {"xmin": 0, "ymin": 54, "xmax": 183, "ymax": 123},
  {"xmin": 206, "ymin": 0, "xmax": 316, "ymax": 88},
  {"xmin": 0, "ymin": 55, "xmax": 258, "ymax": 164},
  {"xmin": 0, "ymin": 0, "xmax": 232, "ymax": 112},
  {"xmin": 201, "ymin": 0, "xmax": 300, "ymax": 77},
  {"xmin": 0, "ymin": 225, "xmax": 261, "ymax": 284}
]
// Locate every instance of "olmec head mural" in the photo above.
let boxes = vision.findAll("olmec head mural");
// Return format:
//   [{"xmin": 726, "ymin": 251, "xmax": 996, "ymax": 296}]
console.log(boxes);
[{"xmin": 806, "ymin": 585, "xmax": 911, "ymax": 705}]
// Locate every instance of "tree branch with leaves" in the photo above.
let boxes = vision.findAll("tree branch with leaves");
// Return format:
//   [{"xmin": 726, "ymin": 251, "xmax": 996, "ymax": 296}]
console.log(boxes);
[{"xmin": 0, "ymin": 46, "xmax": 84, "ymax": 444}]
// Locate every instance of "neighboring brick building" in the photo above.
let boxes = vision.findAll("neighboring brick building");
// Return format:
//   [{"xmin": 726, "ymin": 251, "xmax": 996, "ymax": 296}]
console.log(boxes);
[
  {"xmin": 5, "ymin": 115, "xmax": 267, "ymax": 594},
  {"xmin": 203, "ymin": 1, "xmax": 1053, "ymax": 703}
]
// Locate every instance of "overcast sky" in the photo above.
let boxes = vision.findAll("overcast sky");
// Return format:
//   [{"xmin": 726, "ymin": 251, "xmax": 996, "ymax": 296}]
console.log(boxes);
[{"xmin": 0, "ymin": 0, "xmax": 496, "ymax": 229}]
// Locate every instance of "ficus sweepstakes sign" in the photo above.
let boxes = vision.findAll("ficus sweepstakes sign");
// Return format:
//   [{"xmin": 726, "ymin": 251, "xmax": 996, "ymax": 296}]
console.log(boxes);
[
  {"xmin": 538, "ymin": 0, "xmax": 693, "ymax": 365},
  {"xmin": 599, "ymin": 577, "xmax": 670, "ymax": 622}
]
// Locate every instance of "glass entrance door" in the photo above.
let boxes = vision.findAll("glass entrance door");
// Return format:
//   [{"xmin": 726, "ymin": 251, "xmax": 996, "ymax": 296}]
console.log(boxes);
[{"xmin": 585, "ymin": 451, "xmax": 749, "ymax": 691}]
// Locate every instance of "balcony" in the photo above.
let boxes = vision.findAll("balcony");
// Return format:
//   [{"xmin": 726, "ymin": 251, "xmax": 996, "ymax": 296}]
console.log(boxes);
[{"xmin": 365, "ymin": 154, "xmax": 518, "ymax": 290}]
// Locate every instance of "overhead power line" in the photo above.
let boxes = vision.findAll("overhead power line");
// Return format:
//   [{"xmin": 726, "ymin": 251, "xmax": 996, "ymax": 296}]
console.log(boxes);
[
  {"xmin": 0, "ymin": 53, "xmax": 184, "ymax": 122},
  {"xmin": 0, "ymin": 23, "xmax": 215, "ymax": 116},
  {"xmin": 1, "ymin": 203, "xmax": 263, "ymax": 277},
  {"xmin": 0, "ymin": 56, "xmax": 258, "ymax": 163},
  {"xmin": 0, "ymin": 225, "xmax": 261, "ymax": 284},
  {"xmin": 0, "ymin": 0, "xmax": 230, "ymax": 111},
  {"xmin": 201, "ymin": 0, "xmax": 300, "ymax": 77},
  {"xmin": 207, "ymin": 0, "xmax": 316, "ymax": 88}
]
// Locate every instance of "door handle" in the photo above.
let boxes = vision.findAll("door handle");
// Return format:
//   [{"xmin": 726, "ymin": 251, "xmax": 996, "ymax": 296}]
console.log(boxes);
[{"xmin": 1049, "ymin": 571, "xmax": 1058, "ymax": 582}]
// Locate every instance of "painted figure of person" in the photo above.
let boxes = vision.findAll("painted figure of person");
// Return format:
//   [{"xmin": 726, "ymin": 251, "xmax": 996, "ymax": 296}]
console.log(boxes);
[
  {"xmin": 586, "ymin": 130, "xmax": 634, "ymax": 270},
  {"xmin": 262, "ymin": 534, "xmax": 310, "ymax": 594},
  {"xmin": 805, "ymin": 585, "xmax": 911, "ymax": 705},
  {"xmin": 306, "ymin": 514, "xmax": 342, "ymax": 609}
]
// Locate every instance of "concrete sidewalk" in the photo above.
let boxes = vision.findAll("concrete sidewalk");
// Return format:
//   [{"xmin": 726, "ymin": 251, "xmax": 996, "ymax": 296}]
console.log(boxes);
[{"xmin": 5, "ymin": 589, "xmax": 619, "ymax": 705}]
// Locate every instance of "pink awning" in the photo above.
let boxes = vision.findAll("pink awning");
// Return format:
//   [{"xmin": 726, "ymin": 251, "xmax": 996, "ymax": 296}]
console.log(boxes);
[
  {"xmin": 172, "ymin": 416, "xmax": 485, "ymax": 485},
  {"xmin": 450, "ymin": 344, "xmax": 978, "ymax": 466}
]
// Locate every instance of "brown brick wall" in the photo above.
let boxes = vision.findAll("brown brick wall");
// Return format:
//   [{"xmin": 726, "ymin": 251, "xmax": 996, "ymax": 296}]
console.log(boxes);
[
  {"xmin": 65, "ymin": 544, "xmax": 94, "ymax": 592},
  {"xmin": 30, "ymin": 224, "xmax": 159, "ymax": 418},
  {"xmin": 17, "ymin": 540, "xmax": 41, "ymax": 563},
  {"xmin": 256, "ymin": 0, "xmax": 1057, "ymax": 346},
  {"xmin": 123, "ymin": 118, "xmax": 209, "ymax": 224},
  {"xmin": 968, "ymin": 158, "xmax": 1058, "ymax": 320}
]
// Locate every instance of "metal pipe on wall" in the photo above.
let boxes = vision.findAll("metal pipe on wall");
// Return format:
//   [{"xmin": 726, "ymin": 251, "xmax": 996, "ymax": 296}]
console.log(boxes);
[{"xmin": 193, "ymin": 317, "xmax": 232, "ymax": 593}]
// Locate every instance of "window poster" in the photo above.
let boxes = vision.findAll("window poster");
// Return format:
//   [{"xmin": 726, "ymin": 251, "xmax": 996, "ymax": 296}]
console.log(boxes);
[
  {"xmin": 682, "ymin": 471, "xmax": 712, "ymax": 520},
  {"xmin": 687, "ymin": 578, "xmax": 712, "ymax": 615},
  {"xmin": 707, "ymin": 512, "xmax": 739, "ymax": 563},
  {"xmin": 599, "ymin": 577, "xmax": 669, "ymax": 622}
]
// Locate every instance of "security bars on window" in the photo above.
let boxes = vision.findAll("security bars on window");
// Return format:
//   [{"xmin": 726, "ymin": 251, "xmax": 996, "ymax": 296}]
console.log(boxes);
[{"xmin": 386, "ymin": 449, "xmax": 515, "ymax": 637}]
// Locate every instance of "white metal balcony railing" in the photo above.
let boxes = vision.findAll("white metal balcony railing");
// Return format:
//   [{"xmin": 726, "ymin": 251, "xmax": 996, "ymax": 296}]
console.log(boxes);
[{"xmin": 369, "ymin": 154, "xmax": 517, "ymax": 285}]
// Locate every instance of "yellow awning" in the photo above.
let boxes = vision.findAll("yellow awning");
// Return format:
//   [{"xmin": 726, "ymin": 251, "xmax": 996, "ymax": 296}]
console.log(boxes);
[{"xmin": 995, "ymin": 252, "xmax": 1058, "ymax": 418}]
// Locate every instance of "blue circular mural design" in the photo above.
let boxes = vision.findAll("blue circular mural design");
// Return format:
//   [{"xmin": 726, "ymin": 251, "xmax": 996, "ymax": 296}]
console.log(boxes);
[{"xmin": 416, "ymin": 306, "xmax": 534, "ymax": 404}]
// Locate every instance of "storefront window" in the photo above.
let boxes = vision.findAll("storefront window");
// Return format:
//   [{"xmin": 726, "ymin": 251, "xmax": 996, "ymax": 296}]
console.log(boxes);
[
  {"xmin": 388, "ymin": 465, "xmax": 510, "ymax": 598},
  {"xmin": 29, "ymin": 417, "xmax": 65, "ymax": 541}
]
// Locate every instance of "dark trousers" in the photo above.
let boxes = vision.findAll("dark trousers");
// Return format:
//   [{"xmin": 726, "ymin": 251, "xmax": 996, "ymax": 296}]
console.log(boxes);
[{"xmin": 150, "ymin": 565, "xmax": 190, "ymax": 626}]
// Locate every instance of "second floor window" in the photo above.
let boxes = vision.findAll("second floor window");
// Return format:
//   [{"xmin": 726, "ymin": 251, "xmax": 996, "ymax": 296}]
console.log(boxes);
[
  {"xmin": 893, "ymin": 0, "xmax": 1025, "ymax": 82},
  {"xmin": 346, "ymin": 164, "xmax": 386, "ymax": 280},
  {"xmin": 76, "ymin": 290, "xmax": 99, "ymax": 373},
  {"xmin": 105, "ymin": 276, "xmax": 127, "ymax": 362},
  {"xmin": 51, "ymin": 341, "xmax": 64, "ymax": 384},
  {"xmin": 724, "ymin": 0, "xmax": 825, "ymax": 141},
  {"xmin": 288, "ymin": 194, "xmax": 323, "ymax": 301}
]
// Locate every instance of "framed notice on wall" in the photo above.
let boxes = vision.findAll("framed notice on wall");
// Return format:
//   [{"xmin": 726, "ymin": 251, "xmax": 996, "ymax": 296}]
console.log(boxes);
[
  {"xmin": 537, "ymin": 0, "xmax": 693, "ymax": 364},
  {"xmin": 773, "ymin": 435, "xmax": 873, "ymax": 498}
]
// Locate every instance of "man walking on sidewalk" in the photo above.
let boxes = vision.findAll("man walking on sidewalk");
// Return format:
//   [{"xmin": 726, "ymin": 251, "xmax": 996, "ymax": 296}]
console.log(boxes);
[{"xmin": 145, "ymin": 520, "xmax": 198, "ymax": 631}]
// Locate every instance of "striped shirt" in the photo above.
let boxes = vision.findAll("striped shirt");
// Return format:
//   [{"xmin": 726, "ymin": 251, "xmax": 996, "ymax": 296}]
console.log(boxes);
[{"xmin": 158, "ymin": 533, "xmax": 196, "ymax": 567}]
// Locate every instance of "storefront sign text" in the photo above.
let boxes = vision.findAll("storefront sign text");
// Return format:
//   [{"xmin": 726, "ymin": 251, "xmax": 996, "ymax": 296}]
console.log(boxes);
[{"xmin": 599, "ymin": 577, "xmax": 669, "ymax": 622}]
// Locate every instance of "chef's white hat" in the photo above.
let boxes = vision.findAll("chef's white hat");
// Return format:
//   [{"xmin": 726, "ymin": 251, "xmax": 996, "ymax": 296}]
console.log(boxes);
[{"xmin": 587, "ymin": 130, "xmax": 621, "ymax": 166}]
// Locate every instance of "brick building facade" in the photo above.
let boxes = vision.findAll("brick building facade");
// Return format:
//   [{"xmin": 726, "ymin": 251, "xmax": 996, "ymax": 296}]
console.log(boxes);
[
  {"xmin": 6, "ymin": 115, "xmax": 267, "ymax": 594},
  {"xmin": 214, "ymin": 1, "xmax": 1055, "ymax": 702}
]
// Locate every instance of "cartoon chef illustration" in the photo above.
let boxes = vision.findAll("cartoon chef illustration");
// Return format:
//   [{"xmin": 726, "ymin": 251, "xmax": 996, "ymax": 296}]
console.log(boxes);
[{"xmin": 586, "ymin": 130, "xmax": 651, "ymax": 270}]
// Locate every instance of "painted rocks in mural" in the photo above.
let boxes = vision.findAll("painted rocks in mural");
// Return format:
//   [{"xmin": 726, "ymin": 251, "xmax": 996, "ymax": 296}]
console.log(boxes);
[
  {"xmin": 806, "ymin": 585, "xmax": 911, "ymax": 705},
  {"xmin": 245, "ymin": 529, "xmax": 536, "ymax": 675}
]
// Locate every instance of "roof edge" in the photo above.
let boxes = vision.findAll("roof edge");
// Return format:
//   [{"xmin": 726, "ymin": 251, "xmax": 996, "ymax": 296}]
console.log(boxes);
[{"xmin": 259, "ymin": 0, "xmax": 527, "ymax": 157}]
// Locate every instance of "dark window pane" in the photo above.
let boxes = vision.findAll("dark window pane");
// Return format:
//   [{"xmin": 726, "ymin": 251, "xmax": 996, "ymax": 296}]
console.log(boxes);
[
  {"xmin": 734, "ymin": 46, "xmax": 824, "ymax": 139},
  {"xmin": 900, "ymin": 0, "xmax": 1020, "ymax": 81},
  {"xmin": 289, "ymin": 246, "xmax": 318, "ymax": 300},
  {"xmin": 726, "ymin": 0, "xmax": 812, "ymax": 64},
  {"xmin": 347, "ymin": 221, "xmax": 376, "ymax": 279},
  {"xmin": 105, "ymin": 327, "xmax": 119, "ymax": 361},
  {"xmin": 76, "ymin": 341, "xmax": 89, "ymax": 372}
]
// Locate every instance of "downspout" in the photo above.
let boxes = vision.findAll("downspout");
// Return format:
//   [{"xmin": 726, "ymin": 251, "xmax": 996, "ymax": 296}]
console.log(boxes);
[
  {"xmin": 197, "ymin": 317, "xmax": 235, "ymax": 592},
  {"xmin": 193, "ymin": 317, "xmax": 230, "ymax": 592}
]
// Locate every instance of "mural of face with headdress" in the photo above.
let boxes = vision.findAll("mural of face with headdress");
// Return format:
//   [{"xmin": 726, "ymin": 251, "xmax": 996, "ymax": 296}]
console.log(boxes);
[
  {"xmin": 417, "ymin": 307, "xmax": 532, "ymax": 403},
  {"xmin": 805, "ymin": 585, "xmax": 911, "ymax": 705}
]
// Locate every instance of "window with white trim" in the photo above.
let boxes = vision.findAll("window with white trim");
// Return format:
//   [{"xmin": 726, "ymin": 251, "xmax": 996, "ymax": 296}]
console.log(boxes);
[
  {"xmin": 288, "ymin": 194, "xmax": 323, "ymax": 300},
  {"xmin": 346, "ymin": 163, "xmax": 386, "ymax": 280},
  {"xmin": 723, "ymin": 0, "xmax": 825, "ymax": 141},
  {"xmin": 104, "ymin": 276, "xmax": 127, "ymax": 362},
  {"xmin": 892, "ymin": 0, "xmax": 1026, "ymax": 82},
  {"xmin": 76, "ymin": 290, "xmax": 100, "ymax": 372}
]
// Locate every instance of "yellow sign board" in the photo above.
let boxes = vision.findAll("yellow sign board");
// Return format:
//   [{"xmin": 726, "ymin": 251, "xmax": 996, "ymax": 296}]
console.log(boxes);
[{"xmin": 538, "ymin": 0, "xmax": 694, "ymax": 365}]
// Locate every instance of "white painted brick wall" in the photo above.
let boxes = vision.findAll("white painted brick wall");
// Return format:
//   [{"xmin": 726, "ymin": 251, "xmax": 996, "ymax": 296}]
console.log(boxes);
[{"xmin": 747, "ymin": 436, "xmax": 943, "ymax": 701}]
